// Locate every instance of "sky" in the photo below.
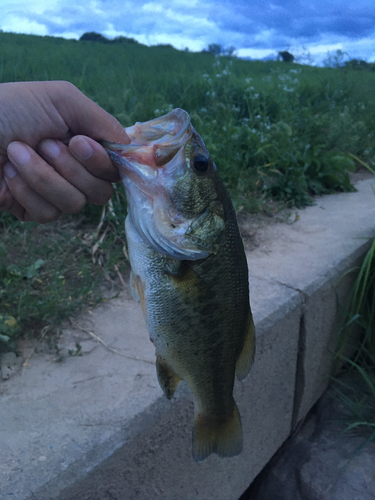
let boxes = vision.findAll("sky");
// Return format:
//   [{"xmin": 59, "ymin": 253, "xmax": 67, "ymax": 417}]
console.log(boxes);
[{"xmin": 2, "ymin": 0, "xmax": 375, "ymax": 64}]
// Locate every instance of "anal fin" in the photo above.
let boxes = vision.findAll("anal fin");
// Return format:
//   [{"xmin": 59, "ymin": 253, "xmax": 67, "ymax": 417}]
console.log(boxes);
[
  {"xmin": 236, "ymin": 310, "xmax": 256, "ymax": 381},
  {"xmin": 192, "ymin": 403, "xmax": 243, "ymax": 462},
  {"xmin": 156, "ymin": 355, "xmax": 181, "ymax": 399}
]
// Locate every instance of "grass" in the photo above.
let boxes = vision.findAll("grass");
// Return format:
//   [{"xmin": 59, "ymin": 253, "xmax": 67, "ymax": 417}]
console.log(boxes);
[
  {"xmin": 0, "ymin": 31, "xmax": 375, "ymax": 351},
  {"xmin": 334, "ymin": 358, "xmax": 375, "ymax": 445},
  {"xmin": 0, "ymin": 204, "xmax": 128, "ymax": 353},
  {"xmin": 334, "ymin": 158, "xmax": 375, "ymax": 442}
]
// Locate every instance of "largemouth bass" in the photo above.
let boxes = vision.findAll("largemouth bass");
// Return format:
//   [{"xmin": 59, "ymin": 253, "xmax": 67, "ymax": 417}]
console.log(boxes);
[{"xmin": 102, "ymin": 109, "xmax": 255, "ymax": 462}]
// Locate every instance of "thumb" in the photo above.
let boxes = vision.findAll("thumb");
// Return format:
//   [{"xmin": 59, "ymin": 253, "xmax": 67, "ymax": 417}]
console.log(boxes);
[{"xmin": 48, "ymin": 81, "xmax": 131, "ymax": 145}]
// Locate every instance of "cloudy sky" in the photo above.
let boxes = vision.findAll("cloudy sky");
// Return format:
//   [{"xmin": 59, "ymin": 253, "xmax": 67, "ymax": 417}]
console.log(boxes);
[{"xmin": 2, "ymin": 0, "xmax": 375, "ymax": 64}]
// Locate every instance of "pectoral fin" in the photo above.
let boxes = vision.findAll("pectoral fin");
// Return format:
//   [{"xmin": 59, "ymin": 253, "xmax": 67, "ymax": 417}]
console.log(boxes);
[
  {"xmin": 130, "ymin": 272, "xmax": 148, "ymax": 317},
  {"xmin": 156, "ymin": 355, "xmax": 181, "ymax": 399},
  {"xmin": 130, "ymin": 271, "xmax": 140, "ymax": 302},
  {"xmin": 167, "ymin": 262, "xmax": 213, "ymax": 303},
  {"xmin": 236, "ymin": 310, "xmax": 256, "ymax": 381}
]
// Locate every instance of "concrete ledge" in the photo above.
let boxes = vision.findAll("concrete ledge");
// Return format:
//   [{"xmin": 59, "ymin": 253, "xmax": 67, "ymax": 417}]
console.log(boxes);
[{"xmin": 1, "ymin": 179, "xmax": 375, "ymax": 500}]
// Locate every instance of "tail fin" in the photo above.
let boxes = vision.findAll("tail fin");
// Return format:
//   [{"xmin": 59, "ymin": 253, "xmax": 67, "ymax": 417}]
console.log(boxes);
[{"xmin": 192, "ymin": 404, "xmax": 243, "ymax": 462}]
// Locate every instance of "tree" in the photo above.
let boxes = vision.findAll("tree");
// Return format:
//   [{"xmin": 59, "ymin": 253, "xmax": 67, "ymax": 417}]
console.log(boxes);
[
  {"xmin": 79, "ymin": 32, "xmax": 109, "ymax": 43},
  {"xmin": 278, "ymin": 51, "xmax": 294, "ymax": 63},
  {"xmin": 345, "ymin": 59, "xmax": 369, "ymax": 70},
  {"xmin": 203, "ymin": 43, "xmax": 236, "ymax": 57},
  {"xmin": 112, "ymin": 36, "xmax": 139, "ymax": 45},
  {"xmin": 323, "ymin": 49, "xmax": 349, "ymax": 68},
  {"xmin": 207, "ymin": 43, "xmax": 223, "ymax": 55}
]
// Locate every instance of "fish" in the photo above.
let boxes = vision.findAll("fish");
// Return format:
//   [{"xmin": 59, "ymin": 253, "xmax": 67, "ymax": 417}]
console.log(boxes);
[{"xmin": 102, "ymin": 108, "xmax": 255, "ymax": 462}]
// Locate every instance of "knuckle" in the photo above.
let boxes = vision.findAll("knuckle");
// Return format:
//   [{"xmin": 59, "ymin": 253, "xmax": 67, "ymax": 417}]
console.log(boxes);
[
  {"xmin": 34, "ymin": 207, "xmax": 61, "ymax": 224},
  {"xmin": 88, "ymin": 183, "xmax": 113, "ymax": 205},
  {"xmin": 58, "ymin": 80, "xmax": 78, "ymax": 95},
  {"xmin": 63, "ymin": 194, "xmax": 87, "ymax": 214},
  {"xmin": 86, "ymin": 155, "xmax": 120, "ymax": 182},
  {"xmin": 31, "ymin": 168, "xmax": 55, "ymax": 187}
]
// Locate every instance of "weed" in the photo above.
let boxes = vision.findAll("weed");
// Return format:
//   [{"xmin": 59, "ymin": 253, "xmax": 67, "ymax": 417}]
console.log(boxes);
[
  {"xmin": 68, "ymin": 342, "xmax": 83, "ymax": 357},
  {"xmin": 0, "ymin": 212, "xmax": 128, "ymax": 351},
  {"xmin": 1, "ymin": 32, "xmax": 375, "ymax": 352},
  {"xmin": 334, "ymin": 157, "xmax": 375, "ymax": 441}
]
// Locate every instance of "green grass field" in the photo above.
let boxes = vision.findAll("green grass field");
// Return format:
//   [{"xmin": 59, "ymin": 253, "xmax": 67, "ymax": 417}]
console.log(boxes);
[{"xmin": 1, "ymin": 31, "xmax": 375, "ymax": 352}]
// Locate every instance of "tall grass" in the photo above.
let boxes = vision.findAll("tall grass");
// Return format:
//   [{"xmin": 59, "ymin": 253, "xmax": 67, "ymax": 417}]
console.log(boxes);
[
  {"xmin": 335, "ymin": 157, "xmax": 375, "ymax": 440},
  {"xmin": 0, "ymin": 31, "xmax": 375, "ymax": 351},
  {"xmin": 1, "ymin": 32, "xmax": 374, "ymax": 210}
]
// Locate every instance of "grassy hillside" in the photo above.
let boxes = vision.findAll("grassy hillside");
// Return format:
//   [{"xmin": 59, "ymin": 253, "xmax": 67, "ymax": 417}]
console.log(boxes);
[
  {"xmin": 0, "ymin": 32, "xmax": 374, "ymax": 350},
  {"xmin": 1, "ymin": 32, "xmax": 374, "ymax": 208}
]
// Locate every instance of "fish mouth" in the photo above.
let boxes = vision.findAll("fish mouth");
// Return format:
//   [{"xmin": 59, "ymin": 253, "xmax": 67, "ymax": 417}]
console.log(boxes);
[
  {"xmin": 101, "ymin": 108, "xmax": 211, "ymax": 261},
  {"xmin": 100, "ymin": 108, "xmax": 193, "ymax": 184}
]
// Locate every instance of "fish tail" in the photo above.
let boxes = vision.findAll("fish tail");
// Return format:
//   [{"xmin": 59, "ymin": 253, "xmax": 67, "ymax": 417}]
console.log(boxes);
[{"xmin": 192, "ymin": 404, "xmax": 243, "ymax": 462}]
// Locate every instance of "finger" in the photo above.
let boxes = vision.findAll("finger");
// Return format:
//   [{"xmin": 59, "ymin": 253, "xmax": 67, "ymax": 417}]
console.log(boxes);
[
  {"xmin": 1, "ymin": 164, "xmax": 26, "ymax": 220},
  {"xmin": 47, "ymin": 81, "xmax": 131, "ymax": 144},
  {"xmin": 7, "ymin": 141, "xmax": 87, "ymax": 215},
  {"xmin": 3, "ymin": 161, "xmax": 61, "ymax": 223},
  {"xmin": 68, "ymin": 135, "xmax": 121, "ymax": 183},
  {"xmin": 38, "ymin": 138, "xmax": 115, "ymax": 204}
]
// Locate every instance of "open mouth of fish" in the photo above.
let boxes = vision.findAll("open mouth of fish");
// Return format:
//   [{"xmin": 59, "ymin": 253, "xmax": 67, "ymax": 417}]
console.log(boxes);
[
  {"xmin": 101, "ymin": 109, "xmax": 217, "ymax": 260},
  {"xmin": 101, "ymin": 108, "xmax": 194, "ymax": 192}
]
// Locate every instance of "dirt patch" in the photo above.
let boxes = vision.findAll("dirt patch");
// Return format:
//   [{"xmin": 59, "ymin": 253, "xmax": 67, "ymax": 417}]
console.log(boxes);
[{"xmin": 237, "ymin": 209, "xmax": 301, "ymax": 252}]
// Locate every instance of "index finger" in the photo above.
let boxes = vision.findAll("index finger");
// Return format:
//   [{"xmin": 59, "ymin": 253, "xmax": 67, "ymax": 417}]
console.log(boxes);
[
  {"xmin": 46, "ymin": 81, "xmax": 131, "ymax": 145},
  {"xmin": 68, "ymin": 136, "xmax": 121, "ymax": 183}
]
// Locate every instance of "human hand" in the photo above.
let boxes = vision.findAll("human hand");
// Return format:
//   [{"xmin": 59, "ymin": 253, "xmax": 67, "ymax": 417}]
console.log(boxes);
[{"xmin": 0, "ymin": 81, "xmax": 130, "ymax": 223}]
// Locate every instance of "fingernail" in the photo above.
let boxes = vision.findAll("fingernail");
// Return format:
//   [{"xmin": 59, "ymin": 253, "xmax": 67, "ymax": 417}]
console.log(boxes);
[
  {"xmin": 3, "ymin": 162, "xmax": 17, "ymax": 179},
  {"xmin": 39, "ymin": 139, "xmax": 61, "ymax": 158},
  {"xmin": 72, "ymin": 138, "xmax": 94, "ymax": 160},
  {"xmin": 7, "ymin": 142, "xmax": 31, "ymax": 166}
]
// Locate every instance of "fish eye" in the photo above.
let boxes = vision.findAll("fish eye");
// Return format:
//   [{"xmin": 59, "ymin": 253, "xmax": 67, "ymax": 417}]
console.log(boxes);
[{"xmin": 193, "ymin": 154, "xmax": 209, "ymax": 173}]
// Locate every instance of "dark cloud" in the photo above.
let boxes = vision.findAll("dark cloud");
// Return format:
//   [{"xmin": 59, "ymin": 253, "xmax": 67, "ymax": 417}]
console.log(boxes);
[
  {"xmin": 4, "ymin": 0, "xmax": 375, "ymax": 61},
  {"xmin": 210, "ymin": 0, "xmax": 375, "ymax": 40}
]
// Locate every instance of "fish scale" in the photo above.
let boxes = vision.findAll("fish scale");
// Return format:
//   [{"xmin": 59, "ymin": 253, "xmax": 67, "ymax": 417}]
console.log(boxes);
[{"xmin": 102, "ymin": 108, "xmax": 255, "ymax": 462}]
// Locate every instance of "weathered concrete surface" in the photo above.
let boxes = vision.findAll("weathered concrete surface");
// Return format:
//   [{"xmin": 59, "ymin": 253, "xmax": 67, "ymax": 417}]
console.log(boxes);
[
  {"xmin": 52, "ymin": 304, "xmax": 301, "ymax": 500},
  {"xmin": 245, "ymin": 179, "xmax": 375, "ymax": 427},
  {"xmin": 0, "ymin": 178, "xmax": 374, "ymax": 499},
  {"xmin": 0, "ymin": 299, "xmax": 160, "ymax": 500}
]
